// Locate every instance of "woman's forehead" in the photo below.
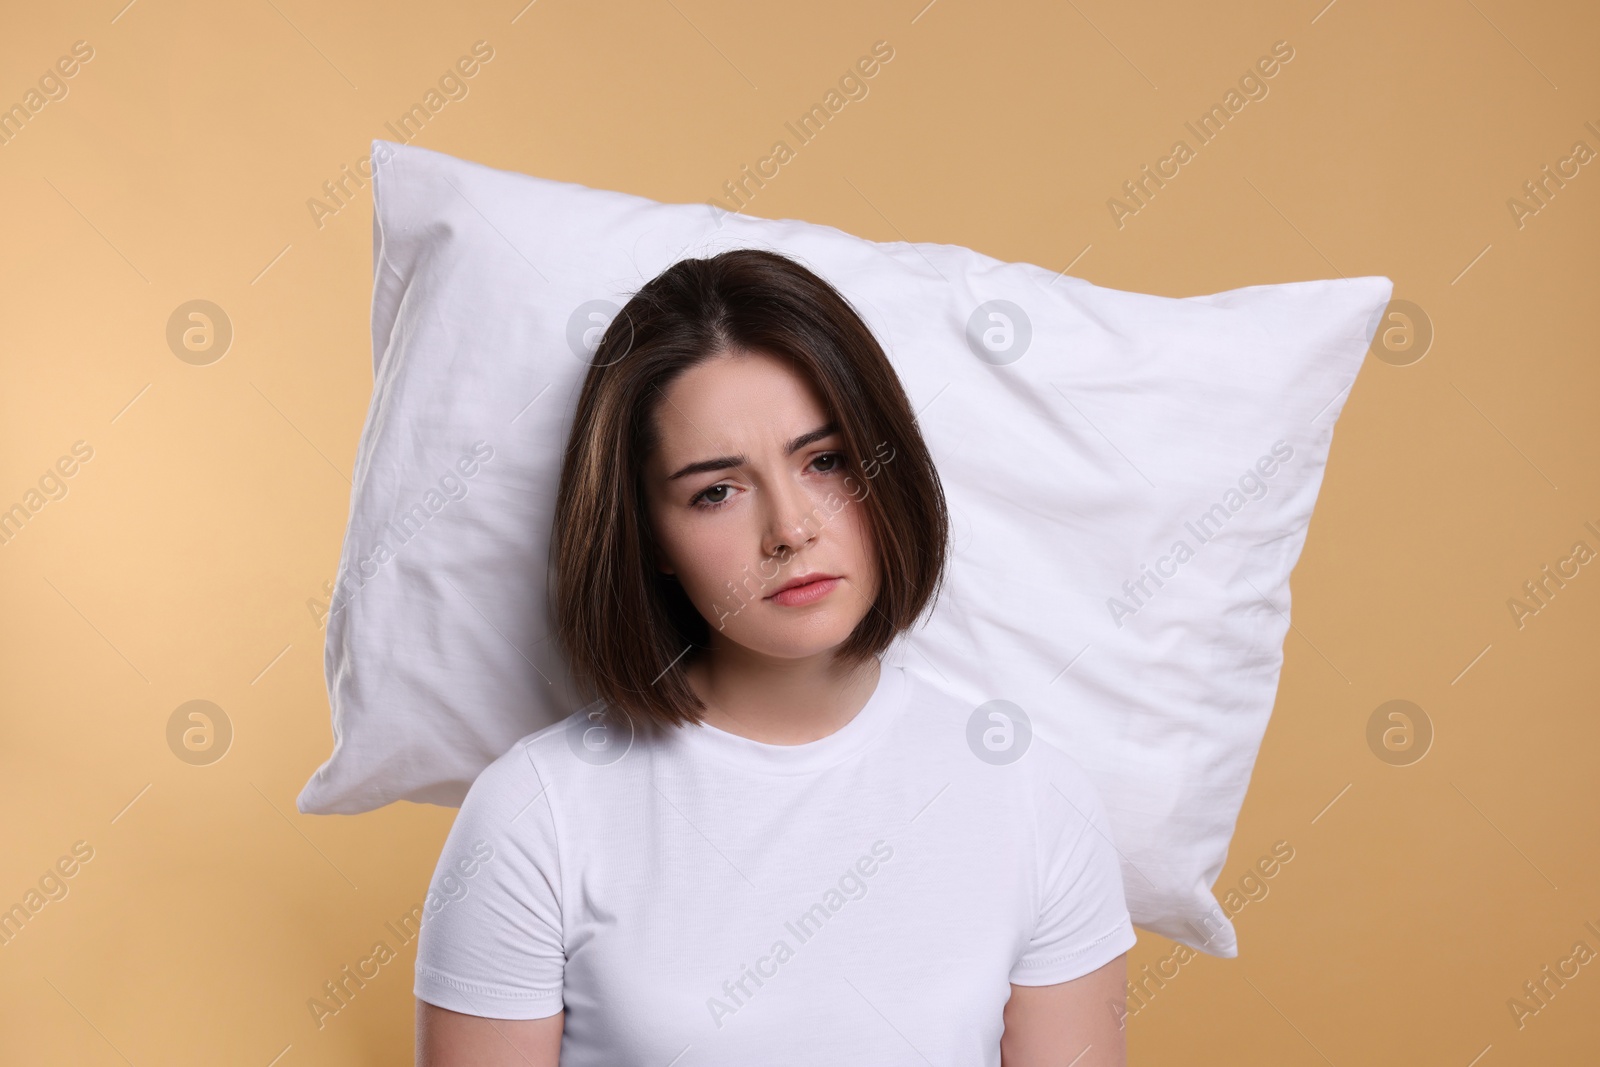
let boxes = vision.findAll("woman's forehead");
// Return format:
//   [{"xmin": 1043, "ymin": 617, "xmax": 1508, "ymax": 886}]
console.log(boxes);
[{"xmin": 652, "ymin": 354, "xmax": 831, "ymax": 456}]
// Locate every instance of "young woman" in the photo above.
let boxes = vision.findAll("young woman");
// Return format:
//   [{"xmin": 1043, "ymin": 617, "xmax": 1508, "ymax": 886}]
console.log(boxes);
[{"xmin": 413, "ymin": 249, "xmax": 1135, "ymax": 1065}]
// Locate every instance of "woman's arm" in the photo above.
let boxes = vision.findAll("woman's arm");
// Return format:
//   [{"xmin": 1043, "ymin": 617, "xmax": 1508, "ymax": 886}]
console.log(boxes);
[
  {"xmin": 1000, "ymin": 952, "xmax": 1128, "ymax": 1067},
  {"xmin": 416, "ymin": 999, "xmax": 564, "ymax": 1066}
]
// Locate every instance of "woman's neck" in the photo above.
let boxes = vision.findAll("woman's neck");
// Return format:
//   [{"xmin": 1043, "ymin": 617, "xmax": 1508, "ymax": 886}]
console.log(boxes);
[{"xmin": 684, "ymin": 652, "xmax": 881, "ymax": 745}]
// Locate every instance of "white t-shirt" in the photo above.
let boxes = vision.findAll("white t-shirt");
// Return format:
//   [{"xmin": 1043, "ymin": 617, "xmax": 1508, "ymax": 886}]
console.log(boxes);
[{"xmin": 414, "ymin": 660, "xmax": 1136, "ymax": 1064}]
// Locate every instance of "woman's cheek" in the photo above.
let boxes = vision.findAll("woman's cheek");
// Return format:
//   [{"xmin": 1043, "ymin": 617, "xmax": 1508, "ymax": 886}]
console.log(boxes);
[
  {"xmin": 837, "ymin": 498, "xmax": 880, "ymax": 599},
  {"xmin": 684, "ymin": 529, "xmax": 755, "ymax": 611}
]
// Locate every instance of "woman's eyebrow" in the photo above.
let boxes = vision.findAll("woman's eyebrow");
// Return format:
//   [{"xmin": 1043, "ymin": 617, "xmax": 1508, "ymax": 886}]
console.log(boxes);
[{"xmin": 665, "ymin": 421, "xmax": 839, "ymax": 482}]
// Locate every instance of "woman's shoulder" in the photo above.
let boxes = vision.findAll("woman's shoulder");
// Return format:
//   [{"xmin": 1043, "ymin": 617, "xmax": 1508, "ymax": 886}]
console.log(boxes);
[{"xmin": 459, "ymin": 696, "xmax": 638, "ymax": 809}]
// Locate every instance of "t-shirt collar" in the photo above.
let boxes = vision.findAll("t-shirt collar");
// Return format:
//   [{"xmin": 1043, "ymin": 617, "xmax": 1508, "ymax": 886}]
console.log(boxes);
[{"xmin": 668, "ymin": 661, "xmax": 910, "ymax": 776}]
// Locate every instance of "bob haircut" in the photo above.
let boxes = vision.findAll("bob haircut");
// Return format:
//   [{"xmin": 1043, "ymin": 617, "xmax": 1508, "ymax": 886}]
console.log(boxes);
[{"xmin": 550, "ymin": 247, "xmax": 950, "ymax": 729}]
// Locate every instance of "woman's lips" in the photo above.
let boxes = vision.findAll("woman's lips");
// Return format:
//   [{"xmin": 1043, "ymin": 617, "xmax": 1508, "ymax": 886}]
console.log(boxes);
[{"xmin": 767, "ymin": 576, "xmax": 841, "ymax": 607}]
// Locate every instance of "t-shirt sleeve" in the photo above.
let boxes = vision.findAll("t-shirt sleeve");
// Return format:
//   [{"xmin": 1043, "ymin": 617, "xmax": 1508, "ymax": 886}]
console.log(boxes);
[
  {"xmin": 1009, "ymin": 752, "xmax": 1138, "ymax": 986},
  {"xmin": 413, "ymin": 740, "xmax": 566, "ymax": 1019}
]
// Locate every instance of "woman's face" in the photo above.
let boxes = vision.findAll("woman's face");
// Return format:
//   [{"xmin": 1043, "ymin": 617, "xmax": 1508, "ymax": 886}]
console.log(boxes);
[{"xmin": 643, "ymin": 349, "xmax": 880, "ymax": 662}]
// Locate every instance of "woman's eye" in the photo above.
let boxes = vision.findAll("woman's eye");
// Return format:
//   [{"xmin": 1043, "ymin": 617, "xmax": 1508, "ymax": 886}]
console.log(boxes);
[
  {"xmin": 690, "ymin": 453, "xmax": 846, "ymax": 511},
  {"xmin": 691, "ymin": 484, "xmax": 733, "ymax": 510}
]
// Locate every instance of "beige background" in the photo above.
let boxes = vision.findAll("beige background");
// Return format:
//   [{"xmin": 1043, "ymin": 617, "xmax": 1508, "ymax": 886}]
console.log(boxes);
[{"xmin": 2, "ymin": 0, "xmax": 1597, "ymax": 1063}]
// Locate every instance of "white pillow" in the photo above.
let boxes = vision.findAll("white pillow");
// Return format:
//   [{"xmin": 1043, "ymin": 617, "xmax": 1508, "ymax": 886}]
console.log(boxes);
[{"xmin": 298, "ymin": 139, "xmax": 1391, "ymax": 960}]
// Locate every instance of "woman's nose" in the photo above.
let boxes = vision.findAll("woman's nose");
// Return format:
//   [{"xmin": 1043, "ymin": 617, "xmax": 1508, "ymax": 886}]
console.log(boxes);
[{"xmin": 760, "ymin": 474, "xmax": 821, "ymax": 559}]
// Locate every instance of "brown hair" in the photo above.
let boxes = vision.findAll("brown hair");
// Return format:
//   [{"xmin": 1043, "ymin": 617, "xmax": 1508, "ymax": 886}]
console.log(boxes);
[{"xmin": 550, "ymin": 248, "xmax": 949, "ymax": 728}]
